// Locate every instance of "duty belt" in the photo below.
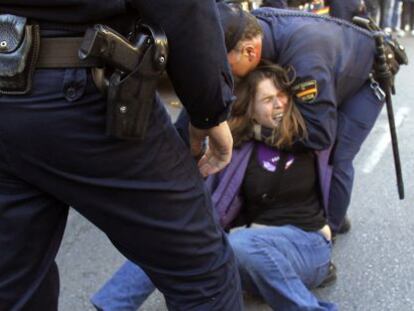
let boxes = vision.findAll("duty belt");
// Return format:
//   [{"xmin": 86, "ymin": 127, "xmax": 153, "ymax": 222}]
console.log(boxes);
[{"xmin": 37, "ymin": 37, "xmax": 101, "ymax": 68}]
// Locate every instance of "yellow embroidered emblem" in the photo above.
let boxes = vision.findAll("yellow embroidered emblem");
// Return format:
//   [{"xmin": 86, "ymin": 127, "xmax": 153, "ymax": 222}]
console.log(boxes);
[{"xmin": 292, "ymin": 79, "xmax": 318, "ymax": 103}]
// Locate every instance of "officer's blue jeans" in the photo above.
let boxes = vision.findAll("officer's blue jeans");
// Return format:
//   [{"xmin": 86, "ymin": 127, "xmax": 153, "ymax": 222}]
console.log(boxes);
[
  {"xmin": 92, "ymin": 225, "xmax": 336, "ymax": 311},
  {"xmin": 328, "ymin": 81, "xmax": 384, "ymax": 231},
  {"xmin": 0, "ymin": 68, "xmax": 242, "ymax": 311}
]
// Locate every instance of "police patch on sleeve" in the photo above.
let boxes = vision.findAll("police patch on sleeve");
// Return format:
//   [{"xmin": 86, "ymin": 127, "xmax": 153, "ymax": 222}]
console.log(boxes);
[{"xmin": 292, "ymin": 77, "xmax": 318, "ymax": 103}]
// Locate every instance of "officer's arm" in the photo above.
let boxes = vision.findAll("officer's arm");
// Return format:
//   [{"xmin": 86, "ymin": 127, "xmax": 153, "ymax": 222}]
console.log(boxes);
[
  {"xmin": 131, "ymin": 0, "xmax": 233, "ymax": 129},
  {"xmin": 291, "ymin": 63, "xmax": 338, "ymax": 150},
  {"xmin": 295, "ymin": 99, "xmax": 337, "ymax": 150}
]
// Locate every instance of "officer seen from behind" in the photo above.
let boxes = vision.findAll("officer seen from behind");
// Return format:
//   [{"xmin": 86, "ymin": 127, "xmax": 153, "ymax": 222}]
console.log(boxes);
[{"xmin": 0, "ymin": 1, "xmax": 243, "ymax": 310}]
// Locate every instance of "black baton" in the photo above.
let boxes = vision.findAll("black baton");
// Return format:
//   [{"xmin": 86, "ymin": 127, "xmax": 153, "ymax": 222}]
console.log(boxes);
[{"xmin": 374, "ymin": 34, "xmax": 405, "ymax": 200}]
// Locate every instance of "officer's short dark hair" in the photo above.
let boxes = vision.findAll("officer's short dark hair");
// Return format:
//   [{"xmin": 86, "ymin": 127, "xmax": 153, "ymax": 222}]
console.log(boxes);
[
  {"xmin": 217, "ymin": 3, "xmax": 263, "ymax": 52},
  {"xmin": 235, "ymin": 11, "xmax": 263, "ymax": 49}
]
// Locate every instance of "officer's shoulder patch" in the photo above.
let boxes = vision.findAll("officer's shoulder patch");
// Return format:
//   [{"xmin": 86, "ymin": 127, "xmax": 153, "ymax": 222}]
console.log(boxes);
[{"xmin": 292, "ymin": 77, "xmax": 318, "ymax": 103}]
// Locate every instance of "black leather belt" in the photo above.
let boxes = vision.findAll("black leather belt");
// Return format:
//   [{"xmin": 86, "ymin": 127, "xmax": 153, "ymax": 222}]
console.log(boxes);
[{"xmin": 37, "ymin": 37, "xmax": 102, "ymax": 68}]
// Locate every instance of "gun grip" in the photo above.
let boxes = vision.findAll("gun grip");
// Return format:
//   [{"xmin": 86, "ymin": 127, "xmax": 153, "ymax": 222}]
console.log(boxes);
[{"xmin": 78, "ymin": 27, "xmax": 104, "ymax": 61}]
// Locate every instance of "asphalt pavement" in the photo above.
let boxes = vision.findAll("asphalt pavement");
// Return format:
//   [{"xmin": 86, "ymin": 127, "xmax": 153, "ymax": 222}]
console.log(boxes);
[{"xmin": 56, "ymin": 36, "xmax": 414, "ymax": 311}]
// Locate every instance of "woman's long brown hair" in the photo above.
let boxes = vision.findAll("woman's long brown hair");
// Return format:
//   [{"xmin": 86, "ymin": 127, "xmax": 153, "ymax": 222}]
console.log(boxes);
[{"xmin": 229, "ymin": 61, "xmax": 307, "ymax": 149}]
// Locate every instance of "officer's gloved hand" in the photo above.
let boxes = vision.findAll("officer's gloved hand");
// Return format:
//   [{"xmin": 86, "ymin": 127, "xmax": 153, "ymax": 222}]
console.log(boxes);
[
  {"xmin": 384, "ymin": 43, "xmax": 401, "ymax": 76},
  {"xmin": 189, "ymin": 121, "xmax": 233, "ymax": 177},
  {"xmin": 385, "ymin": 45, "xmax": 400, "ymax": 76},
  {"xmin": 384, "ymin": 37, "xmax": 409, "ymax": 76}
]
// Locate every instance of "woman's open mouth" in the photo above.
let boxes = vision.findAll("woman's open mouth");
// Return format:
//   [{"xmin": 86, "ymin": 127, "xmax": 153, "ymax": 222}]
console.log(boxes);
[{"xmin": 272, "ymin": 112, "xmax": 283, "ymax": 123}]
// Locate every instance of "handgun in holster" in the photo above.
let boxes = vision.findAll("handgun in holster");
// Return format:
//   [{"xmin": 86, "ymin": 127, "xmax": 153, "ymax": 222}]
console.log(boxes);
[{"xmin": 78, "ymin": 22, "xmax": 168, "ymax": 140}]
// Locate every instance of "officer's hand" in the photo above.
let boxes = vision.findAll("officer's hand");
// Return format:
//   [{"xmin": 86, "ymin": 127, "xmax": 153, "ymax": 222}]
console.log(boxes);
[
  {"xmin": 189, "ymin": 122, "xmax": 233, "ymax": 177},
  {"xmin": 384, "ymin": 37, "xmax": 409, "ymax": 76},
  {"xmin": 384, "ymin": 43, "xmax": 400, "ymax": 76}
]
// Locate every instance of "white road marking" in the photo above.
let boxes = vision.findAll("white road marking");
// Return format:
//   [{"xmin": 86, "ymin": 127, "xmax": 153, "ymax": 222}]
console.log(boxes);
[{"xmin": 362, "ymin": 107, "xmax": 410, "ymax": 174}]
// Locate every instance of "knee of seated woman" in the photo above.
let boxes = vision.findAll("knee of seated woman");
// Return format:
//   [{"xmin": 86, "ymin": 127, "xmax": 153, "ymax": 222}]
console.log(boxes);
[
  {"xmin": 229, "ymin": 227, "xmax": 291, "ymax": 255},
  {"xmin": 227, "ymin": 229, "xmax": 264, "ymax": 260},
  {"xmin": 228, "ymin": 229, "xmax": 252, "ymax": 249}
]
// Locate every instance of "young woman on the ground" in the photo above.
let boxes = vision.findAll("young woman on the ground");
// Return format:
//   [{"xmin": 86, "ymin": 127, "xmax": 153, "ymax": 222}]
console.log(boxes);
[{"xmin": 91, "ymin": 63, "xmax": 337, "ymax": 311}]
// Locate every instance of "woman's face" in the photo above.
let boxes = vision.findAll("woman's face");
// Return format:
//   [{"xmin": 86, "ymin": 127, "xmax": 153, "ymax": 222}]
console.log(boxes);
[{"xmin": 251, "ymin": 78, "xmax": 289, "ymax": 129}]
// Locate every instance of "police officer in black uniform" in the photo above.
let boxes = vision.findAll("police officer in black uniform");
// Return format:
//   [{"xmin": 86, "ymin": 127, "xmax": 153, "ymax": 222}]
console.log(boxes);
[
  {"xmin": 328, "ymin": 0, "xmax": 367, "ymax": 22},
  {"xmin": 0, "ymin": 1, "xmax": 243, "ymax": 310},
  {"xmin": 261, "ymin": 0, "xmax": 288, "ymax": 9}
]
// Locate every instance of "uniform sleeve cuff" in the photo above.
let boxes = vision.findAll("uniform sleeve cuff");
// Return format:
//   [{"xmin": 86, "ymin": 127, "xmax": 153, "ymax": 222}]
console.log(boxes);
[{"xmin": 189, "ymin": 101, "xmax": 233, "ymax": 129}]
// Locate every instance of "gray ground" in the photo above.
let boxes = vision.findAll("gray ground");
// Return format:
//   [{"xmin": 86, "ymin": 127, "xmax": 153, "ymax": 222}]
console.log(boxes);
[{"xmin": 56, "ymin": 36, "xmax": 414, "ymax": 311}]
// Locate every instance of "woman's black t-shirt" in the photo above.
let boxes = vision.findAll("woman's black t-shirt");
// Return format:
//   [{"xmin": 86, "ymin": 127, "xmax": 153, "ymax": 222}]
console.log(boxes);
[{"xmin": 241, "ymin": 143, "xmax": 326, "ymax": 231}]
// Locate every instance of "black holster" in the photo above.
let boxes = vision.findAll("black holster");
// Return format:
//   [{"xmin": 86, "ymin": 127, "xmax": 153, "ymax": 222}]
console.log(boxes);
[
  {"xmin": 79, "ymin": 22, "xmax": 168, "ymax": 140},
  {"xmin": 0, "ymin": 14, "xmax": 40, "ymax": 95},
  {"xmin": 107, "ymin": 44, "xmax": 164, "ymax": 140}
]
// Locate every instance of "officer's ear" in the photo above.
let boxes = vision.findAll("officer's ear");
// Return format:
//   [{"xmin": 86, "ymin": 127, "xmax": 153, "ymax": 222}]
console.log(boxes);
[{"xmin": 242, "ymin": 41, "xmax": 260, "ymax": 63}]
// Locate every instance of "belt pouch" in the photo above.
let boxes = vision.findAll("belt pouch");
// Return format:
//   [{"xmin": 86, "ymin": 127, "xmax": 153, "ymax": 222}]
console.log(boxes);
[{"xmin": 0, "ymin": 15, "xmax": 40, "ymax": 94}]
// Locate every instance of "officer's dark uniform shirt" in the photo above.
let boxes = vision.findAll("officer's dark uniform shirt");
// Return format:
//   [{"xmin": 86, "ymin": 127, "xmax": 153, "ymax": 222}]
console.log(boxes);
[
  {"xmin": 254, "ymin": 8, "xmax": 376, "ymax": 150},
  {"xmin": 0, "ymin": 0, "xmax": 234, "ymax": 129}
]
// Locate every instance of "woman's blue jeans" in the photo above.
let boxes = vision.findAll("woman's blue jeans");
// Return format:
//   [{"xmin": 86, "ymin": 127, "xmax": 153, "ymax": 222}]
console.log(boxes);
[
  {"xmin": 91, "ymin": 261, "xmax": 156, "ymax": 311},
  {"xmin": 92, "ymin": 225, "xmax": 336, "ymax": 311},
  {"xmin": 229, "ymin": 225, "xmax": 336, "ymax": 310}
]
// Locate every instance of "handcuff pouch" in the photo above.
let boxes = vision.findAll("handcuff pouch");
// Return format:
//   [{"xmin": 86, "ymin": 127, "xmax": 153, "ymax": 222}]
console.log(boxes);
[{"xmin": 0, "ymin": 14, "xmax": 40, "ymax": 94}]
